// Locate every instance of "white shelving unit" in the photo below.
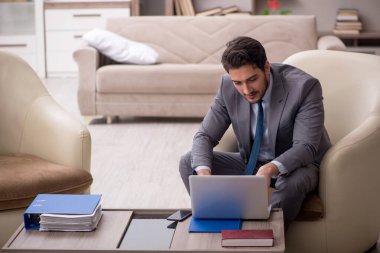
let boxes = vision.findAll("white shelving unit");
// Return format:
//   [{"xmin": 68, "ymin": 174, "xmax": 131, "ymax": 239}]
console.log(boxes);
[{"xmin": 0, "ymin": 1, "xmax": 45, "ymax": 77}]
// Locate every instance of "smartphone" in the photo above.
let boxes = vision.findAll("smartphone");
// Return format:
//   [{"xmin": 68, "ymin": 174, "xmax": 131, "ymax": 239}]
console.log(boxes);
[{"xmin": 167, "ymin": 210, "xmax": 192, "ymax": 221}]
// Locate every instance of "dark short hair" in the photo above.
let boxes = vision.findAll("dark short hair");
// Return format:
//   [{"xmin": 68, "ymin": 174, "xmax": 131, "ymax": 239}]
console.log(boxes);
[{"xmin": 221, "ymin": 36, "xmax": 267, "ymax": 72}]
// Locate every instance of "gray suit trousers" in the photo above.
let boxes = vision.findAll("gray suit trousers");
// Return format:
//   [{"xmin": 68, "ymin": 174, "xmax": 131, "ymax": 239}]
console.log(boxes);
[{"xmin": 179, "ymin": 151, "xmax": 319, "ymax": 231}]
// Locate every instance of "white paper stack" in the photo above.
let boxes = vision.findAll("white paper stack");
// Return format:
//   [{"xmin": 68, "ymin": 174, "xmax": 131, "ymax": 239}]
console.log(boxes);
[{"xmin": 39, "ymin": 202, "xmax": 103, "ymax": 231}]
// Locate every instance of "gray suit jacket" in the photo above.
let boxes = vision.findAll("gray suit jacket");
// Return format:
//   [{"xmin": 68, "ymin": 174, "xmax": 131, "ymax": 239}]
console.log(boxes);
[{"xmin": 191, "ymin": 63, "xmax": 331, "ymax": 174}]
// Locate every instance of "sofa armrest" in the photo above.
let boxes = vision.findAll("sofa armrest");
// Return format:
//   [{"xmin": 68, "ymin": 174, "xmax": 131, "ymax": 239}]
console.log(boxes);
[
  {"xmin": 317, "ymin": 35, "xmax": 347, "ymax": 51},
  {"xmin": 21, "ymin": 95, "xmax": 91, "ymax": 173},
  {"xmin": 73, "ymin": 46, "xmax": 100, "ymax": 116},
  {"xmin": 319, "ymin": 114, "xmax": 380, "ymax": 249}
]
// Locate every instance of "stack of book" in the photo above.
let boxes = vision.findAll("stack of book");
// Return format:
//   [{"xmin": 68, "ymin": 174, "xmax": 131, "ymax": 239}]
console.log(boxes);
[
  {"xmin": 334, "ymin": 8, "xmax": 362, "ymax": 35},
  {"xmin": 173, "ymin": 0, "xmax": 248, "ymax": 16},
  {"xmin": 24, "ymin": 194, "xmax": 103, "ymax": 232},
  {"xmin": 196, "ymin": 6, "xmax": 246, "ymax": 16}
]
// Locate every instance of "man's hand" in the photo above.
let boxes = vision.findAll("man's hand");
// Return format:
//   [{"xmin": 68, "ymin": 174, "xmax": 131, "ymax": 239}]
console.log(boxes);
[
  {"xmin": 196, "ymin": 169, "xmax": 211, "ymax": 176},
  {"xmin": 256, "ymin": 162, "xmax": 279, "ymax": 187}
]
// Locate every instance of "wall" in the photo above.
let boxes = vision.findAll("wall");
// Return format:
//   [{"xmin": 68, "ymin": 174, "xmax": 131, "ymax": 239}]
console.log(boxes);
[
  {"xmin": 255, "ymin": 0, "xmax": 380, "ymax": 32},
  {"xmin": 139, "ymin": 0, "xmax": 166, "ymax": 15},
  {"xmin": 140, "ymin": 0, "xmax": 380, "ymax": 32}
]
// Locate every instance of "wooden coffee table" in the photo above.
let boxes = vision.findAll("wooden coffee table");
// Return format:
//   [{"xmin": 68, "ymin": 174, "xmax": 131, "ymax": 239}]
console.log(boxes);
[{"xmin": 2, "ymin": 208, "xmax": 285, "ymax": 253}]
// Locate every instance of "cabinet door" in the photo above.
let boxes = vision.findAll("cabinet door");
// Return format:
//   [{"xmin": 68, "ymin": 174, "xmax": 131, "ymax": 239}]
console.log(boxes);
[
  {"xmin": 46, "ymin": 31, "xmax": 87, "ymax": 51},
  {"xmin": 0, "ymin": 35, "xmax": 38, "ymax": 72}
]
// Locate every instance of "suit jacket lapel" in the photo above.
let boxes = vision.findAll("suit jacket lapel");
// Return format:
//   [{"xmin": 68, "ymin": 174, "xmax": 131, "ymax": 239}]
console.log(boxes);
[
  {"xmin": 268, "ymin": 66, "xmax": 288, "ymax": 155},
  {"xmin": 235, "ymin": 94, "xmax": 251, "ymax": 160}
]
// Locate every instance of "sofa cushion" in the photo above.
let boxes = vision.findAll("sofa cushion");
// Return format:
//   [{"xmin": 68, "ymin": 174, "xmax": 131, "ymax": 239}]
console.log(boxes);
[
  {"xmin": 106, "ymin": 16, "xmax": 318, "ymax": 64},
  {"xmin": 96, "ymin": 63, "xmax": 225, "ymax": 94},
  {"xmin": 83, "ymin": 28, "xmax": 159, "ymax": 65},
  {"xmin": 0, "ymin": 154, "xmax": 93, "ymax": 211}
]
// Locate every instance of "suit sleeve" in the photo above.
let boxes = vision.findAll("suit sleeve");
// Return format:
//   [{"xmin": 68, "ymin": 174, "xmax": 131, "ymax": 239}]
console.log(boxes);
[
  {"xmin": 274, "ymin": 78, "xmax": 325, "ymax": 174},
  {"xmin": 190, "ymin": 76, "xmax": 232, "ymax": 169}
]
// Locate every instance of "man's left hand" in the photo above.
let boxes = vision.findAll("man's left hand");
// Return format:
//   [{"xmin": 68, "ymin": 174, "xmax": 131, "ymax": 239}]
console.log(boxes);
[{"xmin": 256, "ymin": 162, "xmax": 279, "ymax": 187}]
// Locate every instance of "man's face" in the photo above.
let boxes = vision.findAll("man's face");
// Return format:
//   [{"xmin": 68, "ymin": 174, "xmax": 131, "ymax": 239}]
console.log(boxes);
[{"xmin": 229, "ymin": 62, "xmax": 270, "ymax": 104}]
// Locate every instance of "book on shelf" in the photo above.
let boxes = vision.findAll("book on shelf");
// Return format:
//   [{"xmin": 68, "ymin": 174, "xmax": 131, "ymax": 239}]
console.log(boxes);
[
  {"xmin": 24, "ymin": 194, "xmax": 103, "ymax": 231},
  {"xmin": 186, "ymin": 0, "xmax": 195, "ymax": 16},
  {"xmin": 196, "ymin": 7, "xmax": 224, "ymax": 16},
  {"xmin": 174, "ymin": 0, "xmax": 182, "ymax": 15},
  {"xmin": 221, "ymin": 6, "xmax": 240, "ymax": 15},
  {"xmin": 165, "ymin": 0, "xmax": 175, "ymax": 16},
  {"xmin": 333, "ymin": 29, "xmax": 360, "ymax": 35},
  {"xmin": 221, "ymin": 229, "xmax": 274, "ymax": 247},
  {"xmin": 336, "ymin": 8, "xmax": 359, "ymax": 21},
  {"xmin": 335, "ymin": 21, "xmax": 362, "ymax": 30},
  {"xmin": 175, "ymin": 0, "xmax": 195, "ymax": 16}
]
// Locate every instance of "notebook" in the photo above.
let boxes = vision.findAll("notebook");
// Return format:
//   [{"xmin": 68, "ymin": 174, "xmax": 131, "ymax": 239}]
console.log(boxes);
[{"xmin": 189, "ymin": 175, "xmax": 271, "ymax": 220}]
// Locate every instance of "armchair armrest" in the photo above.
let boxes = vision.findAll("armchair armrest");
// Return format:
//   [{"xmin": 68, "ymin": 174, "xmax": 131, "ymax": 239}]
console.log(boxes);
[
  {"xmin": 21, "ymin": 95, "xmax": 91, "ymax": 173},
  {"xmin": 319, "ymin": 114, "xmax": 380, "ymax": 249},
  {"xmin": 317, "ymin": 35, "xmax": 347, "ymax": 51}
]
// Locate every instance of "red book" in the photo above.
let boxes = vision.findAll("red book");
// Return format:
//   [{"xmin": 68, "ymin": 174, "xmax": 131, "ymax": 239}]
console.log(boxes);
[{"xmin": 221, "ymin": 229, "xmax": 274, "ymax": 247}]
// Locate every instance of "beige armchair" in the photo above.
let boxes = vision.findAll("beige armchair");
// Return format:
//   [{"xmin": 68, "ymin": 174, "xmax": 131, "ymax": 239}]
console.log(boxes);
[
  {"xmin": 0, "ymin": 51, "xmax": 92, "ymax": 247},
  {"xmin": 282, "ymin": 50, "xmax": 380, "ymax": 252},
  {"xmin": 217, "ymin": 50, "xmax": 380, "ymax": 252}
]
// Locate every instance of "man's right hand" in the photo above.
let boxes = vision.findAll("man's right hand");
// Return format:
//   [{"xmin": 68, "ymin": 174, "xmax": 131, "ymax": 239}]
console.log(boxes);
[{"xmin": 196, "ymin": 169, "xmax": 211, "ymax": 176}]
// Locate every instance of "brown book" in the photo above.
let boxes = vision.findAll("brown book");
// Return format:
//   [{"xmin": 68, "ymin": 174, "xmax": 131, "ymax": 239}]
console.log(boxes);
[
  {"xmin": 221, "ymin": 229, "xmax": 274, "ymax": 247},
  {"xmin": 165, "ymin": 0, "xmax": 174, "ymax": 16}
]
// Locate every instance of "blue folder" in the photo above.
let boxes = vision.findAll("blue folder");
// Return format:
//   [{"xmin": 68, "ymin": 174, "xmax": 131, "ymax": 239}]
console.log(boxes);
[
  {"xmin": 24, "ymin": 194, "xmax": 101, "ymax": 230},
  {"xmin": 188, "ymin": 217, "xmax": 242, "ymax": 233}
]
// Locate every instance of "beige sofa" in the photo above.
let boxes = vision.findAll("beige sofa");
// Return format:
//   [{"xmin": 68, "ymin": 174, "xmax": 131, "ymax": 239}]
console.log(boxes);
[{"xmin": 74, "ymin": 15, "xmax": 345, "ymax": 121}]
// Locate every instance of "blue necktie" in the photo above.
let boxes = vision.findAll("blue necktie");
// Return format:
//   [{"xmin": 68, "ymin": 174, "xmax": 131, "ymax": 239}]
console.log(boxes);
[{"xmin": 245, "ymin": 100, "xmax": 264, "ymax": 175}]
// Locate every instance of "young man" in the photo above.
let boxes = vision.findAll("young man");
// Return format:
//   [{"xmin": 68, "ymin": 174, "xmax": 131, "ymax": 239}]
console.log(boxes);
[{"xmin": 179, "ymin": 36, "xmax": 331, "ymax": 230}]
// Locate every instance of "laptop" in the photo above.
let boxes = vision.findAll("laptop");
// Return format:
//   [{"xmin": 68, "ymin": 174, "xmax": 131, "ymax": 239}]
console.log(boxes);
[{"xmin": 189, "ymin": 175, "xmax": 271, "ymax": 220}]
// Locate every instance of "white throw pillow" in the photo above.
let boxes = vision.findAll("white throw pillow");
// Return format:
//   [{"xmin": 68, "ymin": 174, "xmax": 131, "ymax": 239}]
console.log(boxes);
[{"xmin": 83, "ymin": 28, "xmax": 158, "ymax": 65}]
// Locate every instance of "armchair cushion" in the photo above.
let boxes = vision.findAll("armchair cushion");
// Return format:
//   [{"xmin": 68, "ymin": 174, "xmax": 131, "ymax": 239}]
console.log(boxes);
[
  {"xmin": 296, "ymin": 194, "xmax": 324, "ymax": 221},
  {"xmin": 0, "ymin": 154, "xmax": 93, "ymax": 211},
  {"xmin": 83, "ymin": 28, "xmax": 159, "ymax": 65}
]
